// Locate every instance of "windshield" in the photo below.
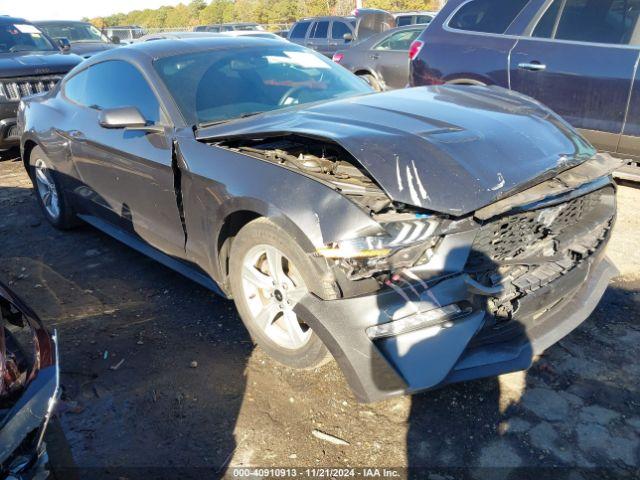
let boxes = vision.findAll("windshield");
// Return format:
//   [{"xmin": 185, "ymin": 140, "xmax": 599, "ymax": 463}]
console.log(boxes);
[
  {"xmin": 39, "ymin": 23, "xmax": 107, "ymax": 43},
  {"xmin": 0, "ymin": 24, "xmax": 56, "ymax": 53},
  {"xmin": 154, "ymin": 45, "xmax": 372, "ymax": 126}
]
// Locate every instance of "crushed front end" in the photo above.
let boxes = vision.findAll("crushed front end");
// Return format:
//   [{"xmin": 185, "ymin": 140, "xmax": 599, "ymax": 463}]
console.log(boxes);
[
  {"xmin": 0, "ymin": 282, "xmax": 60, "ymax": 479},
  {"xmin": 293, "ymin": 154, "xmax": 621, "ymax": 402}
]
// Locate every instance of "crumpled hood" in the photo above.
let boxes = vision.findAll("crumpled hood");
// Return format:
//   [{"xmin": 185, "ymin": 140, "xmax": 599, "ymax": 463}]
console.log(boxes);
[
  {"xmin": 0, "ymin": 51, "xmax": 83, "ymax": 78},
  {"xmin": 197, "ymin": 85, "xmax": 596, "ymax": 216}
]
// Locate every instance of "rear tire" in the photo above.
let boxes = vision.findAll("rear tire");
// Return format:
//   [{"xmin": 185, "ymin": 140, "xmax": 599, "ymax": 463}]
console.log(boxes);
[
  {"xmin": 229, "ymin": 218, "xmax": 331, "ymax": 369},
  {"xmin": 359, "ymin": 73, "xmax": 383, "ymax": 92},
  {"xmin": 29, "ymin": 145, "xmax": 79, "ymax": 230}
]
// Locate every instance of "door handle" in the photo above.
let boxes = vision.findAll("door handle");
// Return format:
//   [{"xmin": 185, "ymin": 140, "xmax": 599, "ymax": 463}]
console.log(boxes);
[{"xmin": 518, "ymin": 62, "xmax": 547, "ymax": 72}]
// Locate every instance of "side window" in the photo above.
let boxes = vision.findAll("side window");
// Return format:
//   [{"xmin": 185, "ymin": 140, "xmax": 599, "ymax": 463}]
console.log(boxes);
[
  {"xmin": 290, "ymin": 21, "xmax": 310, "ymax": 39},
  {"xmin": 311, "ymin": 21, "xmax": 330, "ymax": 39},
  {"xmin": 416, "ymin": 15, "xmax": 433, "ymax": 24},
  {"xmin": 331, "ymin": 21, "xmax": 351, "ymax": 39},
  {"xmin": 374, "ymin": 29, "xmax": 422, "ymax": 51},
  {"xmin": 533, "ymin": 0, "xmax": 640, "ymax": 45},
  {"xmin": 63, "ymin": 68, "xmax": 89, "ymax": 106},
  {"xmin": 65, "ymin": 61, "xmax": 161, "ymax": 123},
  {"xmin": 396, "ymin": 16, "xmax": 413, "ymax": 26},
  {"xmin": 449, "ymin": 0, "xmax": 530, "ymax": 34}
]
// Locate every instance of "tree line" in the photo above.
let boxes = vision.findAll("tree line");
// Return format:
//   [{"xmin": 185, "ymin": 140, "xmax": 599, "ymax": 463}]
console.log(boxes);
[{"xmin": 87, "ymin": 0, "xmax": 440, "ymax": 29}]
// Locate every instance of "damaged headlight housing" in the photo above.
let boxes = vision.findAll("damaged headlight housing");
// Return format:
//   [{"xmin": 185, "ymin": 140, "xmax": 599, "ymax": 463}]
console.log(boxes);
[{"xmin": 317, "ymin": 214, "xmax": 442, "ymax": 277}]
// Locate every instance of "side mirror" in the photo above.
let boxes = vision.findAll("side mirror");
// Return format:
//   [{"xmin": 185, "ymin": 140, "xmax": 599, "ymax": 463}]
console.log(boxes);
[
  {"xmin": 111, "ymin": 35, "xmax": 121, "ymax": 44},
  {"xmin": 58, "ymin": 38, "xmax": 71, "ymax": 52},
  {"xmin": 343, "ymin": 33, "xmax": 353, "ymax": 42},
  {"xmin": 98, "ymin": 107, "xmax": 163, "ymax": 133}
]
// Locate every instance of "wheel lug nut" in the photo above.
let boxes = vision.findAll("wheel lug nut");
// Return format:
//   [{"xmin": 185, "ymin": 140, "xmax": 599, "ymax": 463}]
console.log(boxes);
[{"xmin": 279, "ymin": 304, "xmax": 284, "ymax": 309}]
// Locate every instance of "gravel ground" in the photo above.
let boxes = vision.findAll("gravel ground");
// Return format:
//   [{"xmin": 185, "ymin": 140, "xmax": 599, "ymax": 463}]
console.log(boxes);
[{"xmin": 0, "ymin": 153, "xmax": 638, "ymax": 479}]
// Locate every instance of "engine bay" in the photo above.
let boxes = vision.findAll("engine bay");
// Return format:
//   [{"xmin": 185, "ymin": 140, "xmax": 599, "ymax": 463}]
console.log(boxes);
[{"xmin": 216, "ymin": 135, "xmax": 395, "ymax": 214}]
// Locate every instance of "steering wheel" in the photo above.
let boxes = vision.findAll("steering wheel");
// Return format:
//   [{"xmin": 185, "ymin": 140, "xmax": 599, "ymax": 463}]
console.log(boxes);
[{"xmin": 278, "ymin": 86, "xmax": 308, "ymax": 106}]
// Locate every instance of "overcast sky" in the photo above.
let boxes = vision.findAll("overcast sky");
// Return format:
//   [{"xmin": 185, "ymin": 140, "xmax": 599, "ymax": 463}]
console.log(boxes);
[{"xmin": 0, "ymin": 0, "xmax": 185, "ymax": 21}]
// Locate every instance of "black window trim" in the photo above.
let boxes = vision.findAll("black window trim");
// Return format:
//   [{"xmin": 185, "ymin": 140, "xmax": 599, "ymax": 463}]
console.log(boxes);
[
  {"xmin": 524, "ymin": 0, "xmax": 640, "ymax": 46},
  {"xmin": 290, "ymin": 21, "xmax": 311, "ymax": 40},
  {"xmin": 444, "ymin": 0, "xmax": 533, "ymax": 36},
  {"xmin": 442, "ymin": 0, "xmax": 640, "ymax": 50},
  {"xmin": 61, "ymin": 58, "xmax": 172, "ymax": 126}
]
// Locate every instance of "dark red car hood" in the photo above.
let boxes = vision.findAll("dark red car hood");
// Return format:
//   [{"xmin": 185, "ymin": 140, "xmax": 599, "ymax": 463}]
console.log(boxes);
[{"xmin": 197, "ymin": 85, "xmax": 596, "ymax": 216}]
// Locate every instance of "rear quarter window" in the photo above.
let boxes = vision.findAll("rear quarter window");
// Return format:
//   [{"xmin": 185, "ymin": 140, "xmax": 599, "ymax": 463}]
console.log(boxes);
[
  {"xmin": 533, "ymin": 0, "xmax": 640, "ymax": 45},
  {"xmin": 449, "ymin": 0, "xmax": 530, "ymax": 34},
  {"xmin": 290, "ymin": 21, "xmax": 311, "ymax": 39}
]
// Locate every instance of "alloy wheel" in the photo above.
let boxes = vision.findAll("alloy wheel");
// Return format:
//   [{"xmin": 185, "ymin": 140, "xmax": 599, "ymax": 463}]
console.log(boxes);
[
  {"xmin": 34, "ymin": 158, "xmax": 60, "ymax": 220},
  {"xmin": 241, "ymin": 245, "xmax": 311, "ymax": 350}
]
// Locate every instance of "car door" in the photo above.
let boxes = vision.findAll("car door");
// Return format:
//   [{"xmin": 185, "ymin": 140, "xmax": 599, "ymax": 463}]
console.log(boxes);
[
  {"xmin": 329, "ymin": 20, "xmax": 354, "ymax": 53},
  {"xmin": 510, "ymin": 0, "xmax": 640, "ymax": 153},
  {"xmin": 60, "ymin": 60, "xmax": 187, "ymax": 259},
  {"xmin": 307, "ymin": 20, "xmax": 331, "ymax": 56},
  {"xmin": 371, "ymin": 28, "xmax": 423, "ymax": 89}
]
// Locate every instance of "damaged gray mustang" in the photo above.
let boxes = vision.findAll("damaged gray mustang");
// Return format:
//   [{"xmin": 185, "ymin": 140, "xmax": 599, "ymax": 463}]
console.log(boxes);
[{"xmin": 19, "ymin": 37, "xmax": 621, "ymax": 402}]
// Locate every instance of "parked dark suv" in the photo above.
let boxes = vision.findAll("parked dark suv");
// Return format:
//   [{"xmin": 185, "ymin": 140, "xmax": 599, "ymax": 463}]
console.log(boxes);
[
  {"xmin": 0, "ymin": 16, "xmax": 82, "ymax": 150},
  {"xmin": 410, "ymin": 0, "xmax": 640, "ymax": 181},
  {"xmin": 288, "ymin": 9, "xmax": 396, "ymax": 57}
]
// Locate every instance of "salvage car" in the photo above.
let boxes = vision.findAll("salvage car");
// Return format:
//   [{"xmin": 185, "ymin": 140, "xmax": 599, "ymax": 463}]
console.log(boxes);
[
  {"xmin": 409, "ymin": 0, "xmax": 640, "ymax": 182},
  {"xmin": 1, "ymin": 281, "xmax": 60, "ymax": 478},
  {"xmin": 19, "ymin": 37, "xmax": 620, "ymax": 402},
  {"xmin": 35, "ymin": 20, "xmax": 118, "ymax": 59},
  {"xmin": 333, "ymin": 25, "xmax": 424, "ymax": 90},
  {"xmin": 0, "ymin": 16, "xmax": 82, "ymax": 151}
]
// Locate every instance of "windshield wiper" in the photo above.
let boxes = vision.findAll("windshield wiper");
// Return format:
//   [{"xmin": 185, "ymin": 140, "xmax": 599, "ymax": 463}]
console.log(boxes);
[{"xmin": 198, "ymin": 110, "xmax": 266, "ymax": 128}]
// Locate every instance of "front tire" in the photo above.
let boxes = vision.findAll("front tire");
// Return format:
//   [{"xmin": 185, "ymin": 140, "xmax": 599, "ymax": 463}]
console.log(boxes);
[
  {"xmin": 229, "ymin": 218, "xmax": 330, "ymax": 369},
  {"xmin": 359, "ymin": 73, "xmax": 383, "ymax": 92},
  {"xmin": 29, "ymin": 145, "xmax": 78, "ymax": 229}
]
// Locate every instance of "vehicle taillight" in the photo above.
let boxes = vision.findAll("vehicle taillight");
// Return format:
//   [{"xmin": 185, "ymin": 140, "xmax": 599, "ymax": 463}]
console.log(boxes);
[
  {"xmin": 332, "ymin": 53, "xmax": 344, "ymax": 63},
  {"xmin": 409, "ymin": 40, "xmax": 424, "ymax": 61}
]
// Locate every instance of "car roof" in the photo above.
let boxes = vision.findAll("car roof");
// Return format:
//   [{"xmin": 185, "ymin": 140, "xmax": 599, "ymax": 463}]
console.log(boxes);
[
  {"xmin": 140, "ymin": 31, "xmax": 219, "ymax": 40},
  {"xmin": 95, "ymin": 36, "xmax": 289, "ymax": 61},
  {"xmin": 297, "ymin": 16, "xmax": 355, "ymax": 21},
  {"xmin": 0, "ymin": 15, "xmax": 30, "ymax": 25},
  {"xmin": 393, "ymin": 11, "xmax": 436, "ymax": 15},
  {"xmin": 35, "ymin": 20, "xmax": 91, "ymax": 25}
]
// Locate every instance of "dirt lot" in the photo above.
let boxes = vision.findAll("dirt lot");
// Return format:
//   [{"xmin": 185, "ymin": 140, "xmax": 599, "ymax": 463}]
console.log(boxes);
[{"xmin": 1, "ymin": 152, "xmax": 638, "ymax": 479}]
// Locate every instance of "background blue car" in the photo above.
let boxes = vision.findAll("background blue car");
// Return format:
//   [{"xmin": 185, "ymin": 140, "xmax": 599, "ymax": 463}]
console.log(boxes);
[{"xmin": 409, "ymin": 0, "xmax": 640, "ymax": 182}]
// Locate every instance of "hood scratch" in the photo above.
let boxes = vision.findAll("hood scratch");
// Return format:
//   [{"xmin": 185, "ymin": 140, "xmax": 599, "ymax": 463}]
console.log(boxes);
[
  {"xmin": 489, "ymin": 172, "xmax": 505, "ymax": 191},
  {"xmin": 412, "ymin": 160, "xmax": 430, "ymax": 201},
  {"xmin": 395, "ymin": 155, "xmax": 404, "ymax": 192}
]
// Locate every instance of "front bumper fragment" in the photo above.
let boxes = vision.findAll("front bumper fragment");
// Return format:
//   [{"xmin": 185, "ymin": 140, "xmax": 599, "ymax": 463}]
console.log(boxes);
[{"xmin": 294, "ymin": 255, "xmax": 617, "ymax": 403}]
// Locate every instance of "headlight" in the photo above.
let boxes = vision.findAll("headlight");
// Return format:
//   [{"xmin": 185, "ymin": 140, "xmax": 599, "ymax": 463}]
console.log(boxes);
[{"xmin": 317, "ymin": 214, "xmax": 441, "ymax": 261}]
